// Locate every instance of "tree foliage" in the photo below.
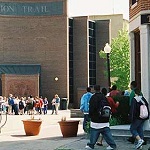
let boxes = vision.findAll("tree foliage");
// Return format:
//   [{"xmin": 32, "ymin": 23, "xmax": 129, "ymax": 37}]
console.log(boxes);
[{"xmin": 109, "ymin": 29, "xmax": 130, "ymax": 91}]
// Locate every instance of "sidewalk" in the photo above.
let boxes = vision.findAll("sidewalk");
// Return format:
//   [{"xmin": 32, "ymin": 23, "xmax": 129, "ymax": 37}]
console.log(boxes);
[{"xmin": 0, "ymin": 110, "xmax": 149, "ymax": 150}]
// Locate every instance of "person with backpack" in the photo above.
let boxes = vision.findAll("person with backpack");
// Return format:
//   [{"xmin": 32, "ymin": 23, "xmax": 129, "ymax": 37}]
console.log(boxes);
[
  {"xmin": 80, "ymin": 87, "xmax": 93, "ymax": 132},
  {"xmin": 129, "ymin": 88, "xmax": 149, "ymax": 149},
  {"xmin": 85, "ymin": 85, "xmax": 117, "ymax": 150},
  {"xmin": 129, "ymin": 81, "xmax": 143, "ymax": 106},
  {"xmin": 127, "ymin": 81, "xmax": 144, "ymax": 144},
  {"xmin": 96, "ymin": 87, "xmax": 119, "ymax": 147}
]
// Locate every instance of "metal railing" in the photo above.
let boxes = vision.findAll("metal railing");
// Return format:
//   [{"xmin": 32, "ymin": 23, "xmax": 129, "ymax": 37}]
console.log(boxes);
[{"xmin": 0, "ymin": 110, "xmax": 7, "ymax": 133}]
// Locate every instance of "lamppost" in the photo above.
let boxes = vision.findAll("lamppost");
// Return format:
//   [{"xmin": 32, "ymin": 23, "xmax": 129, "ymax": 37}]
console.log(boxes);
[{"xmin": 104, "ymin": 43, "xmax": 111, "ymax": 88}]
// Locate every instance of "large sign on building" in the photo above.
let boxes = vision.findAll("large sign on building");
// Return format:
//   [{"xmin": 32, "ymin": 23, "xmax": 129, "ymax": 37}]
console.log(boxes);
[{"xmin": 0, "ymin": 1, "xmax": 63, "ymax": 16}]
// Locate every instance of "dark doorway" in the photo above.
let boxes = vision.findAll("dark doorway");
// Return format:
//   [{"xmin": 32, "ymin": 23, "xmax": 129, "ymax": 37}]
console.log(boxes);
[{"xmin": 134, "ymin": 31, "xmax": 141, "ymax": 89}]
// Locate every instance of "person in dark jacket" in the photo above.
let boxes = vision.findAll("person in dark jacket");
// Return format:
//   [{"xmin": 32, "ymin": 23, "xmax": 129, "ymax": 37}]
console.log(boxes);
[
  {"xmin": 96, "ymin": 88, "xmax": 119, "ymax": 147},
  {"xmin": 129, "ymin": 88, "xmax": 149, "ymax": 149},
  {"xmin": 128, "ymin": 81, "xmax": 144, "ymax": 144},
  {"xmin": 85, "ymin": 85, "xmax": 117, "ymax": 150}
]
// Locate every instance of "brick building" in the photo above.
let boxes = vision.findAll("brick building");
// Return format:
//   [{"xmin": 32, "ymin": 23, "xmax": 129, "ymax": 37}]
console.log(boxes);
[
  {"xmin": 129, "ymin": 0, "xmax": 150, "ymax": 102},
  {"xmin": 0, "ymin": 0, "xmax": 127, "ymax": 107}
]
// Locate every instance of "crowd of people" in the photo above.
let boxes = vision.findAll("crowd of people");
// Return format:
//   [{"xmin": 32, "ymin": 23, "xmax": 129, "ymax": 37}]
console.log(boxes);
[
  {"xmin": 80, "ymin": 81, "xmax": 149, "ymax": 150},
  {"xmin": 0, "ymin": 94, "xmax": 49, "ymax": 115}
]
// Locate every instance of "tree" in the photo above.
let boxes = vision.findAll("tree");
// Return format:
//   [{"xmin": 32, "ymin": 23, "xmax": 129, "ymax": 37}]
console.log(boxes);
[{"xmin": 99, "ymin": 29, "xmax": 130, "ymax": 91}]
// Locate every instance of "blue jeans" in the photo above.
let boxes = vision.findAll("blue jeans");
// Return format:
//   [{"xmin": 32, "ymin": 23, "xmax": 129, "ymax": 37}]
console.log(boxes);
[
  {"xmin": 83, "ymin": 114, "xmax": 90, "ymax": 132},
  {"xmin": 87, "ymin": 127, "xmax": 117, "ymax": 149},
  {"xmin": 44, "ymin": 106, "xmax": 47, "ymax": 114},
  {"xmin": 130, "ymin": 119, "xmax": 145, "ymax": 139}
]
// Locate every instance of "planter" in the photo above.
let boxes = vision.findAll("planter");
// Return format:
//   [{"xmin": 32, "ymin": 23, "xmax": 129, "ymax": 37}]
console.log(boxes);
[
  {"xmin": 22, "ymin": 119, "xmax": 42, "ymax": 136},
  {"xmin": 58, "ymin": 120, "xmax": 80, "ymax": 138}
]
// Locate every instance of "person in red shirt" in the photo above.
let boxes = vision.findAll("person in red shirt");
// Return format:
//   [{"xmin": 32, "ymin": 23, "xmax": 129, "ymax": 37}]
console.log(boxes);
[
  {"xmin": 109, "ymin": 85, "xmax": 120, "ymax": 97},
  {"xmin": 107, "ymin": 97, "xmax": 119, "ymax": 114}
]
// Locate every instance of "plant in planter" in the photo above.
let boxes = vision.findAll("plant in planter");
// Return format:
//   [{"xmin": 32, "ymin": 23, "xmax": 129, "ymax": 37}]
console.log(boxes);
[
  {"xmin": 22, "ymin": 115, "xmax": 42, "ymax": 136},
  {"xmin": 58, "ymin": 117, "xmax": 80, "ymax": 138}
]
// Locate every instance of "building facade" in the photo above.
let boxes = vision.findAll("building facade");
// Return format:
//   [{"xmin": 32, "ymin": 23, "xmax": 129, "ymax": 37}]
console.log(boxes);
[
  {"xmin": 129, "ymin": 0, "xmax": 150, "ymax": 103},
  {"xmin": 0, "ymin": 0, "xmax": 128, "ymax": 107},
  {"xmin": 0, "ymin": 0, "xmax": 69, "ymax": 103}
]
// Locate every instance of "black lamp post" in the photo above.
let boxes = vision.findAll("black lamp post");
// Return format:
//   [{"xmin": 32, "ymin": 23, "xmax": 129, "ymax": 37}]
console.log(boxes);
[{"xmin": 104, "ymin": 43, "xmax": 111, "ymax": 88}]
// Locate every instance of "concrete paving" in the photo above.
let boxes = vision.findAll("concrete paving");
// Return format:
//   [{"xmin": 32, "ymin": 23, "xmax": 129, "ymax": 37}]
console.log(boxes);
[{"xmin": 0, "ymin": 110, "xmax": 149, "ymax": 150}]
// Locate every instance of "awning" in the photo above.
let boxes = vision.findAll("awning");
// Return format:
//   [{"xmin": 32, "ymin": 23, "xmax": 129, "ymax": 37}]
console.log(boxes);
[{"xmin": 0, "ymin": 64, "xmax": 41, "ymax": 75}]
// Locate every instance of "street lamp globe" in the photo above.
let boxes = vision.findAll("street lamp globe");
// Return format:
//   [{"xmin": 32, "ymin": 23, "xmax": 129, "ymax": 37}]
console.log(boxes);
[
  {"xmin": 54, "ymin": 77, "xmax": 59, "ymax": 81},
  {"xmin": 104, "ymin": 43, "xmax": 111, "ymax": 54}
]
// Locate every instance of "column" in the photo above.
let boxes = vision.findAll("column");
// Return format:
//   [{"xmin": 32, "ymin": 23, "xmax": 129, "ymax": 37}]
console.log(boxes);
[
  {"xmin": 140, "ymin": 25, "xmax": 150, "ymax": 100},
  {"xmin": 129, "ymin": 32, "xmax": 135, "ymax": 81}
]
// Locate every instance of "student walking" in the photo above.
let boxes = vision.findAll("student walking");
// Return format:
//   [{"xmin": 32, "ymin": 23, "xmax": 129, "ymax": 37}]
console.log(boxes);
[
  {"xmin": 85, "ymin": 85, "xmax": 117, "ymax": 150},
  {"xmin": 129, "ymin": 88, "xmax": 149, "ymax": 149},
  {"xmin": 128, "ymin": 81, "xmax": 143, "ymax": 144},
  {"xmin": 96, "ymin": 87, "xmax": 119, "ymax": 147},
  {"xmin": 80, "ymin": 87, "xmax": 93, "ymax": 132}
]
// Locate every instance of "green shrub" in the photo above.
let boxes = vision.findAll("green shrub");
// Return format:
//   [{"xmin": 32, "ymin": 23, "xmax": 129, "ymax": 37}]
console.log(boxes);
[
  {"xmin": 85, "ymin": 121, "xmax": 90, "ymax": 134},
  {"xmin": 110, "ymin": 116, "xmax": 122, "ymax": 126}
]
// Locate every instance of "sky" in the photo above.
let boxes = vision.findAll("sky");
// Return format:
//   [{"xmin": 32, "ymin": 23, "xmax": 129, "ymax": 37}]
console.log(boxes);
[{"xmin": 68, "ymin": 0, "xmax": 129, "ymax": 20}]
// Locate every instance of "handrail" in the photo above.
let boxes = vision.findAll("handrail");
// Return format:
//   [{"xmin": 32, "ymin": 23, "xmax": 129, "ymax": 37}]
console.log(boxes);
[{"xmin": 0, "ymin": 111, "xmax": 8, "ymax": 133}]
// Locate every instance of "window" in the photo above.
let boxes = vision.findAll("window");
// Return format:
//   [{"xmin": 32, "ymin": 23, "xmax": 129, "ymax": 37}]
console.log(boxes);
[
  {"xmin": 130, "ymin": 0, "xmax": 138, "ymax": 6},
  {"xmin": 69, "ymin": 18, "xmax": 74, "ymax": 103},
  {"xmin": 132, "ymin": 0, "xmax": 137, "ymax": 5},
  {"xmin": 88, "ymin": 21, "xmax": 96, "ymax": 87}
]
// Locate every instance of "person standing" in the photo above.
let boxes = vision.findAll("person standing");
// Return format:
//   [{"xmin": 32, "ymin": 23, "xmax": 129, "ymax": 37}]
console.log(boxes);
[
  {"xmin": 8, "ymin": 94, "xmax": 14, "ymax": 115},
  {"xmin": 39, "ymin": 96, "xmax": 44, "ymax": 114},
  {"xmin": 80, "ymin": 87, "xmax": 93, "ymax": 132},
  {"xmin": 51, "ymin": 94, "xmax": 60, "ymax": 115},
  {"xmin": 19, "ymin": 97, "xmax": 25, "ymax": 115},
  {"xmin": 129, "ymin": 88, "xmax": 149, "ymax": 149},
  {"xmin": 104, "ymin": 88, "xmax": 119, "ymax": 115},
  {"xmin": 129, "ymin": 81, "xmax": 142, "ymax": 106},
  {"xmin": 109, "ymin": 85, "xmax": 120, "ymax": 97},
  {"xmin": 43, "ymin": 97, "xmax": 48, "ymax": 115},
  {"xmin": 96, "ymin": 88, "xmax": 119, "ymax": 147},
  {"xmin": 128, "ymin": 81, "xmax": 143, "ymax": 144},
  {"xmin": 55, "ymin": 94, "xmax": 60, "ymax": 115},
  {"xmin": 14, "ymin": 97, "xmax": 19, "ymax": 115},
  {"xmin": 85, "ymin": 85, "xmax": 117, "ymax": 150}
]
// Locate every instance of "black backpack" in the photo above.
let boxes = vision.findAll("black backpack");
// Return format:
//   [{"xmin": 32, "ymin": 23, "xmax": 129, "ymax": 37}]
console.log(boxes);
[
  {"xmin": 99, "ymin": 96, "xmax": 112, "ymax": 118},
  {"xmin": 99, "ymin": 105, "xmax": 111, "ymax": 118}
]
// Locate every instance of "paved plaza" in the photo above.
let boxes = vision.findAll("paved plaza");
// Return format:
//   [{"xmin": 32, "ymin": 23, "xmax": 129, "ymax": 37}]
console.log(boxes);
[{"xmin": 0, "ymin": 110, "xmax": 149, "ymax": 150}]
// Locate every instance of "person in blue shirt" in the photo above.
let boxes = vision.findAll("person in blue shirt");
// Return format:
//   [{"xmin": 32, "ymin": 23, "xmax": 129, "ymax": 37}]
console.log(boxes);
[{"xmin": 80, "ymin": 87, "xmax": 93, "ymax": 132}]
